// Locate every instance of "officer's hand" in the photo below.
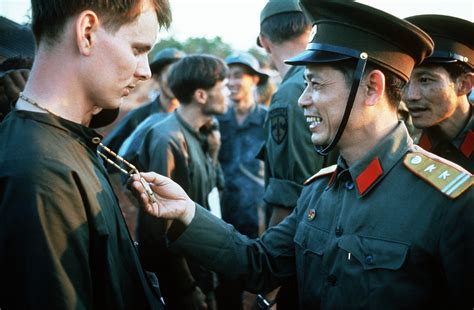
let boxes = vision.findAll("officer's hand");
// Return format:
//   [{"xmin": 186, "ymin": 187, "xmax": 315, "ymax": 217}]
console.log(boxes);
[
  {"xmin": 0, "ymin": 68, "xmax": 29, "ymax": 117},
  {"xmin": 179, "ymin": 286, "xmax": 208, "ymax": 310},
  {"xmin": 130, "ymin": 172, "xmax": 196, "ymax": 225}
]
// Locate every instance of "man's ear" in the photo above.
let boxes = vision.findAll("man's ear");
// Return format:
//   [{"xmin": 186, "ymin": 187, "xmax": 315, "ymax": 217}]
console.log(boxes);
[
  {"xmin": 363, "ymin": 69, "xmax": 385, "ymax": 106},
  {"xmin": 456, "ymin": 72, "xmax": 474, "ymax": 97},
  {"xmin": 76, "ymin": 10, "xmax": 100, "ymax": 56},
  {"xmin": 259, "ymin": 35, "xmax": 271, "ymax": 54},
  {"xmin": 252, "ymin": 75, "xmax": 260, "ymax": 86},
  {"xmin": 194, "ymin": 88, "xmax": 208, "ymax": 104}
]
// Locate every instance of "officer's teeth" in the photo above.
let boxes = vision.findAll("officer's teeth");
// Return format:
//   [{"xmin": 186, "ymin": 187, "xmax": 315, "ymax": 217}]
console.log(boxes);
[{"xmin": 307, "ymin": 116, "xmax": 322, "ymax": 124}]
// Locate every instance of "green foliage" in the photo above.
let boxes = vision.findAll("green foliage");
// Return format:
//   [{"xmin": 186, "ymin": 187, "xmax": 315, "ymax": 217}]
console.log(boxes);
[{"xmin": 151, "ymin": 36, "xmax": 267, "ymax": 62}]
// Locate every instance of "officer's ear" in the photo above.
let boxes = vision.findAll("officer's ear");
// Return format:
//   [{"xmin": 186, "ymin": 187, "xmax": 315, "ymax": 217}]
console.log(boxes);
[
  {"xmin": 455, "ymin": 72, "xmax": 474, "ymax": 97},
  {"xmin": 363, "ymin": 69, "xmax": 385, "ymax": 107},
  {"xmin": 193, "ymin": 88, "xmax": 208, "ymax": 105},
  {"xmin": 76, "ymin": 10, "xmax": 100, "ymax": 56}
]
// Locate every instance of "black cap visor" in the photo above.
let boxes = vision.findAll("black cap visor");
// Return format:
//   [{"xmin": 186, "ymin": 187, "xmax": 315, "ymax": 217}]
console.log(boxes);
[{"xmin": 285, "ymin": 49, "xmax": 353, "ymax": 66}]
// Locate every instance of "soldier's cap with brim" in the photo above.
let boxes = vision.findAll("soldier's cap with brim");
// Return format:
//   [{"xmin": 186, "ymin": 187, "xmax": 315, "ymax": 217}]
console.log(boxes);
[
  {"xmin": 225, "ymin": 52, "xmax": 269, "ymax": 86},
  {"xmin": 89, "ymin": 108, "xmax": 120, "ymax": 128},
  {"xmin": 0, "ymin": 16, "xmax": 35, "ymax": 59},
  {"xmin": 257, "ymin": 0, "xmax": 302, "ymax": 47},
  {"xmin": 405, "ymin": 15, "xmax": 473, "ymax": 70},
  {"xmin": 285, "ymin": 0, "xmax": 434, "ymax": 82},
  {"xmin": 149, "ymin": 47, "xmax": 186, "ymax": 75}
]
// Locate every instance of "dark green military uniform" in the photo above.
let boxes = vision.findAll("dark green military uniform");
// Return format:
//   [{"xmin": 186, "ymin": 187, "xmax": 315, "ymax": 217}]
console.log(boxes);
[
  {"xmin": 133, "ymin": 111, "xmax": 217, "ymax": 306},
  {"xmin": 0, "ymin": 110, "xmax": 163, "ymax": 309},
  {"xmin": 170, "ymin": 122, "xmax": 473, "ymax": 309},
  {"xmin": 403, "ymin": 15, "xmax": 474, "ymax": 173},
  {"xmin": 418, "ymin": 105, "xmax": 473, "ymax": 172},
  {"xmin": 263, "ymin": 65, "xmax": 337, "ymax": 208}
]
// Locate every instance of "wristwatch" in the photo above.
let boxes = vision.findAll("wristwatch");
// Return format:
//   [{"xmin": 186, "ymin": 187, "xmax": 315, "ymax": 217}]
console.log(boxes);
[{"xmin": 256, "ymin": 294, "xmax": 276, "ymax": 309}]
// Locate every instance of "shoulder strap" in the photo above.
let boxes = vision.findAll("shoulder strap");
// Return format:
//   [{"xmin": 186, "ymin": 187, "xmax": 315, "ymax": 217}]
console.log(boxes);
[
  {"xmin": 404, "ymin": 151, "xmax": 472, "ymax": 199},
  {"xmin": 304, "ymin": 164, "xmax": 337, "ymax": 185}
]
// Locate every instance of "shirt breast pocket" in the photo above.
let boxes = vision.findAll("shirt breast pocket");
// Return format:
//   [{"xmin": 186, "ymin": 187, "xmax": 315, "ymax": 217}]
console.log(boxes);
[
  {"xmin": 337, "ymin": 235, "xmax": 409, "ymax": 271},
  {"xmin": 294, "ymin": 223, "xmax": 329, "ymax": 298}
]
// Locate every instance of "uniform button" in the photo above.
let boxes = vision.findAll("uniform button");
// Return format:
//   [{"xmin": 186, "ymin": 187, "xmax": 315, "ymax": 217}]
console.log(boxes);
[
  {"xmin": 335, "ymin": 226, "xmax": 343, "ymax": 237},
  {"xmin": 92, "ymin": 137, "xmax": 101, "ymax": 144},
  {"xmin": 327, "ymin": 274, "xmax": 337, "ymax": 286},
  {"xmin": 345, "ymin": 180, "xmax": 354, "ymax": 190},
  {"xmin": 307, "ymin": 209, "xmax": 317, "ymax": 221},
  {"xmin": 365, "ymin": 255, "xmax": 374, "ymax": 265},
  {"xmin": 134, "ymin": 241, "xmax": 139, "ymax": 247}
]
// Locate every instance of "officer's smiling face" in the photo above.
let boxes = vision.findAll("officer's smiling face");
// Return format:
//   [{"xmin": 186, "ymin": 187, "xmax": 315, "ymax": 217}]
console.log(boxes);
[
  {"xmin": 403, "ymin": 65, "xmax": 460, "ymax": 129},
  {"xmin": 299, "ymin": 63, "xmax": 352, "ymax": 147}
]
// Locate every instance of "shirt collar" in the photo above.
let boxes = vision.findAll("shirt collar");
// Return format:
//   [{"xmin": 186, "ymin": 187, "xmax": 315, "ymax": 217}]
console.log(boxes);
[
  {"xmin": 332, "ymin": 122, "xmax": 413, "ymax": 197},
  {"xmin": 12, "ymin": 109, "xmax": 103, "ymax": 150},
  {"xmin": 421, "ymin": 103, "xmax": 474, "ymax": 156}
]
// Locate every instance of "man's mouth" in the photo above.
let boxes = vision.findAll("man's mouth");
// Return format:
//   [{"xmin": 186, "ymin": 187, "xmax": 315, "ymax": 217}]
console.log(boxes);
[
  {"xmin": 408, "ymin": 106, "xmax": 428, "ymax": 117},
  {"xmin": 307, "ymin": 116, "xmax": 322, "ymax": 129}
]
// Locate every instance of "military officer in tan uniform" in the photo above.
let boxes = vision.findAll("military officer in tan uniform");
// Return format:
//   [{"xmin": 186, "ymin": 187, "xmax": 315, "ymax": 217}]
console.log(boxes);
[{"xmin": 131, "ymin": 1, "xmax": 474, "ymax": 309}]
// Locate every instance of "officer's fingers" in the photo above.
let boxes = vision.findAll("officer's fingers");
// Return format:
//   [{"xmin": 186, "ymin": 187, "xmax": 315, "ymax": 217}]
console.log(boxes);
[
  {"xmin": 7, "ymin": 70, "xmax": 28, "ymax": 90},
  {"xmin": 18, "ymin": 69, "xmax": 30, "ymax": 84}
]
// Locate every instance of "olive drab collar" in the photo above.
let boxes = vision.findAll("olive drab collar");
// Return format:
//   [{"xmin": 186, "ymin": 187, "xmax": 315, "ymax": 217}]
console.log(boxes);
[
  {"xmin": 418, "ymin": 106, "xmax": 474, "ymax": 158},
  {"xmin": 305, "ymin": 122, "xmax": 412, "ymax": 197}
]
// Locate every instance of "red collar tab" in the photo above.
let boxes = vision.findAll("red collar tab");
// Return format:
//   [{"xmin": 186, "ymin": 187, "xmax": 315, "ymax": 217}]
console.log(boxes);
[
  {"xmin": 355, "ymin": 157, "xmax": 383, "ymax": 195},
  {"xmin": 460, "ymin": 130, "xmax": 474, "ymax": 158},
  {"xmin": 418, "ymin": 133, "xmax": 432, "ymax": 151}
]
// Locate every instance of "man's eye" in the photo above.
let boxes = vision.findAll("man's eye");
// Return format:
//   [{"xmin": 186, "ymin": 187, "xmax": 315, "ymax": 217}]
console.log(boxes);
[{"xmin": 419, "ymin": 77, "xmax": 432, "ymax": 83}]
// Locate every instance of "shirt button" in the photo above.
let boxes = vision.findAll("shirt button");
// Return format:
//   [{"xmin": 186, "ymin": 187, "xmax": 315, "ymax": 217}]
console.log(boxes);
[
  {"xmin": 327, "ymin": 274, "xmax": 337, "ymax": 286},
  {"xmin": 345, "ymin": 180, "xmax": 354, "ymax": 190},
  {"xmin": 365, "ymin": 255, "xmax": 374, "ymax": 265},
  {"xmin": 335, "ymin": 226, "xmax": 343, "ymax": 237}
]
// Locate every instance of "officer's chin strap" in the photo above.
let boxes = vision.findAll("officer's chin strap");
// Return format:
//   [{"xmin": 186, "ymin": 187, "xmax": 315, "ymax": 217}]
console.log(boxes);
[{"xmin": 316, "ymin": 52, "xmax": 368, "ymax": 156}]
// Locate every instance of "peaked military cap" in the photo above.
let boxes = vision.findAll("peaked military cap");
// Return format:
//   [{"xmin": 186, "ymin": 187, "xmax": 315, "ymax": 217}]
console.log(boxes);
[
  {"xmin": 405, "ymin": 15, "xmax": 474, "ymax": 70},
  {"xmin": 225, "ymin": 52, "xmax": 269, "ymax": 86},
  {"xmin": 286, "ymin": 0, "xmax": 434, "ymax": 81},
  {"xmin": 150, "ymin": 47, "xmax": 185, "ymax": 75}
]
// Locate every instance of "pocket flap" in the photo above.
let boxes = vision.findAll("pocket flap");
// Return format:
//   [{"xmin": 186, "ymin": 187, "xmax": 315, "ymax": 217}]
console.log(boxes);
[
  {"xmin": 294, "ymin": 223, "xmax": 329, "ymax": 255},
  {"xmin": 338, "ymin": 235, "xmax": 409, "ymax": 270}
]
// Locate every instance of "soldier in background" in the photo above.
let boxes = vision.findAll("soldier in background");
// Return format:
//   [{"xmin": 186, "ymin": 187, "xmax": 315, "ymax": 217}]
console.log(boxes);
[
  {"xmin": 403, "ymin": 15, "xmax": 473, "ymax": 172},
  {"xmin": 134, "ymin": 54, "xmax": 229, "ymax": 310},
  {"xmin": 215, "ymin": 52, "xmax": 268, "ymax": 309},
  {"xmin": 256, "ymin": 0, "xmax": 338, "ymax": 307}
]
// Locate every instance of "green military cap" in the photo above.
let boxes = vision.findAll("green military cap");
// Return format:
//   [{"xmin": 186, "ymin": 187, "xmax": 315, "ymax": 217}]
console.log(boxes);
[
  {"xmin": 225, "ymin": 52, "xmax": 269, "ymax": 86},
  {"xmin": 150, "ymin": 47, "xmax": 185, "ymax": 75},
  {"xmin": 257, "ymin": 0, "xmax": 302, "ymax": 46},
  {"xmin": 286, "ymin": 0, "xmax": 434, "ymax": 82},
  {"xmin": 405, "ymin": 15, "xmax": 474, "ymax": 70}
]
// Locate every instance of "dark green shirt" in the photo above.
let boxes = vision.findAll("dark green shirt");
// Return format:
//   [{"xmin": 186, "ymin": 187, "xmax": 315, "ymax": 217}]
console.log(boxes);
[
  {"xmin": 263, "ymin": 65, "xmax": 337, "ymax": 208},
  {"xmin": 134, "ymin": 111, "xmax": 217, "ymax": 297},
  {"xmin": 417, "ymin": 104, "xmax": 473, "ymax": 173},
  {"xmin": 171, "ymin": 122, "xmax": 473, "ymax": 309},
  {"xmin": 0, "ymin": 110, "xmax": 162, "ymax": 309}
]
